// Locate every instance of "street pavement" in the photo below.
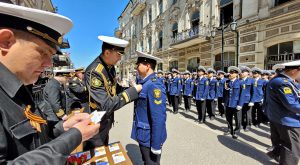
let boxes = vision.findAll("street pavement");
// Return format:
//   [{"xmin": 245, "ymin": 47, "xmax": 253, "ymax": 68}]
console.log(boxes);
[{"xmin": 110, "ymin": 102, "xmax": 277, "ymax": 165}]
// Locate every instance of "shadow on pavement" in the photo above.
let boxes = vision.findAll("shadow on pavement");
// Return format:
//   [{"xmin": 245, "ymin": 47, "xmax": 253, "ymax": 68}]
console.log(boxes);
[
  {"xmin": 205, "ymin": 121, "xmax": 228, "ymax": 132},
  {"xmin": 217, "ymin": 135, "xmax": 276, "ymax": 165},
  {"xmin": 259, "ymin": 124, "xmax": 270, "ymax": 132},
  {"xmin": 214, "ymin": 116, "xmax": 228, "ymax": 125},
  {"xmin": 166, "ymin": 107, "xmax": 173, "ymax": 113},
  {"xmin": 250, "ymin": 128, "xmax": 270, "ymax": 139},
  {"xmin": 126, "ymin": 144, "xmax": 143, "ymax": 165},
  {"xmin": 237, "ymin": 132, "xmax": 271, "ymax": 148},
  {"xmin": 179, "ymin": 112, "xmax": 198, "ymax": 121}
]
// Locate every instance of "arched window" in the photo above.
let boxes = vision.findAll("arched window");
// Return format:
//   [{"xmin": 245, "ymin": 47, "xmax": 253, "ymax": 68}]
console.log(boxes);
[
  {"xmin": 191, "ymin": 11, "xmax": 199, "ymax": 35},
  {"xmin": 157, "ymin": 63, "xmax": 163, "ymax": 71},
  {"xmin": 172, "ymin": 0, "xmax": 177, "ymax": 5},
  {"xmin": 159, "ymin": 0, "xmax": 163, "ymax": 14},
  {"xmin": 148, "ymin": 36, "xmax": 152, "ymax": 53},
  {"xmin": 187, "ymin": 57, "xmax": 200, "ymax": 72},
  {"xmin": 172, "ymin": 22, "xmax": 178, "ymax": 38},
  {"xmin": 158, "ymin": 31, "xmax": 163, "ymax": 49},
  {"xmin": 169, "ymin": 60, "xmax": 178, "ymax": 71},
  {"xmin": 148, "ymin": 8, "xmax": 152, "ymax": 23}
]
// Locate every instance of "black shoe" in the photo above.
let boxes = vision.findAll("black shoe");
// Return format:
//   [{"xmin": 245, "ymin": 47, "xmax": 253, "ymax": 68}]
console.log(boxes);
[
  {"xmin": 266, "ymin": 151, "xmax": 279, "ymax": 162},
  {"xmin": 266, "ymin": 146, "xmax": 274, "ymax": 152},
  {"xmin": 224, "ymin": 131, "xmax": 231, "ymax": 135},
  {"xmin": 244, "ymin": 128, "xmax": 249, "ymax": 132},
  {"xmin": 210, "ymin": 116, "xmax": 215, "ymax": 120},
  {"xmin": 232, "ymin": 134, "xmax": 238, "ymax": 139},
  {"xmin": 198, "ymin": 121, "xmax": 203, "ymax": 124}
]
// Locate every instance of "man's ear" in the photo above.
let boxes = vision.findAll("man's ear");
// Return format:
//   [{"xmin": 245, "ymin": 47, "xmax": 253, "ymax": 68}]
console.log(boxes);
[{"xmin": 0, "ymin": 29, "xmax": 16, "ymax": 54}]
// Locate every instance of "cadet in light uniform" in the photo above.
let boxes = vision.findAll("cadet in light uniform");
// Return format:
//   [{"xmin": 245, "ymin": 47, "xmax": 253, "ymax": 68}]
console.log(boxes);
[
  {"xmin": 206, "ymin": 68, "xmax": 218, "ymax": 120},
  {"xmin": 216, "ymin": 70, "xmax": 227, "ymax": 117},
  {"xmin": 183, "ymin": 71, "xmax": 194, "ymax": 112},
  {"xmin": 131, "ymin": 51, "xmax": 167, "ymax": 165},
  {"xmin": 265, "ymin": 60, "xmax": 300, "ymax": 165},
  {"xmin": 195, "ymin": 66, "xmax": 209, "ymax": 123},
  {"xmin": 84, "ymin": 36, "xmax": 142, "ymax": 148},
  {"xmin": 249, "ymin": 67, "xmax": 265, "ymax": 127},
  {"xmin": 169, "ymin": 69, "xmax": 181, "ymax": 114},
  {"xmin": 223, "ymin": 66, "xmax": 241, "ymax": 139},
  {"xmin": 237, "ymin": 66, "xmax": 253, "ymax": 131}
]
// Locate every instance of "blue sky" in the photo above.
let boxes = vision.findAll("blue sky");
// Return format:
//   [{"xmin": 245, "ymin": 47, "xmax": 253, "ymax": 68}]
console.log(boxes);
[{"xmin": 52, "ymin": 0, "xmax": 129, "ymax": 68}]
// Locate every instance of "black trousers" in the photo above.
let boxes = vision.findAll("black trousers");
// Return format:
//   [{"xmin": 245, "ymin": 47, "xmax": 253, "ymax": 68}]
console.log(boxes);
[
  {"xmin": 206, "ymin": 99, "xmax": 216, "ymax": 118},
  {"xmin": 225, "ymin": 107, "xmax": 242, "ymax": 135},
  {"xmin": 139, "ymin": 145, "xmax": 161, "ymax": 165},
  {"xmin": 178, "ymin": 93, "xmax": 183, "ymax": 105},
  {"xmin": 218, "ymin": 97, "xmax": 225, "ymax": 115},
  {"xmin": 241, "ymin": 103, "xmax": 252, "ymax": 129},
  {"xmin": 170, "ymin": 95, "xmax": 179, "ymax": 113},
  {"xmin": 196, "ymin": 100, "xmax": 206, "ymax": 122},
  {"xmin": 270, "ymin": 122, "xmax": 300, "ymax": 165},
  {"xmin": 183, "ymin": 95, "xmax": 192, "ymax": 111},
  {"xmin": 252, "ymin": 102, "xmax": 263, "ymax": 126},
  {"xmin": 166, "ymin": 92, "xmax": 171, "ymax": 105}
]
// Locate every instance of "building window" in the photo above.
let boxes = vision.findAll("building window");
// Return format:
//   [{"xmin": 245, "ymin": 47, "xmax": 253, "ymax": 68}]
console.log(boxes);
[
  {"xmin": 172, "ymin": 0, "xmax": 177, "ymax": 5},
  {"xmin": 191, "ymin": 11, "xmax": 199, "ymax": 35},
  {"xmin": 140, "ymin": 40, "xmax": 144, "ymax": 52},
  {"xmin": 159, "ymin": 0, "xmax": 163, "ymax": 15},
  {"xmin": 158, "ymin": 31, "xmax": 163, "ymax": 49},
  {"xmin": 169, "ymin": 60, "xmax": 178, "ymax": 71},
  {"xmin": 172, "ymin": 22, "xmax": 178, "ymax": 38},
  {"xmin": 148, "ymin": 36, "xmax": 152, "ymax": 53},
  {"xmin": 275, "ymin": 0, "xmax": 292, "ymax": 6},
  {"xmin": 187, "ymin": 57, "xmax": 200, "ymax": 72},
  {"xmin": 214, "ymin": 52, "xmax": 235, "ymax": 72},
  {"xmin": 148, "ymin": 8, "xmax": 152, "ymax": 23},
  {"xmin": 266, "ymin": 41, "xmax": 300, "ymax": 69},
  {"xmin": 140, "ymin": 17, "xmax": 143, "ymax": 29},
  {"xmin": 220, "ymin": 1, "xmax": 233, "ymax": 25},
  {"xmin": 157, "ymin": 63, "xmax": 163, "ymax": 71}
]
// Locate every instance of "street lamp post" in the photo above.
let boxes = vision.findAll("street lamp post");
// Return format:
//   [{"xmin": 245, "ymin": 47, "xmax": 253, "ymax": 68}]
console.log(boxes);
[{"xmin": 211, "ymin": 11, "xmax": 239, "ymax": 71}]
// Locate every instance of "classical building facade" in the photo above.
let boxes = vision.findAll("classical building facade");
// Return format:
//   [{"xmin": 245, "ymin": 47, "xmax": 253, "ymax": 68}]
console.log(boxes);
[
  {"xmin": 10, "ymin": 0, "xmax": 56, "ymax": 12},
  {"xmin": 117, "ymin": 0, "xmax": 300, "ymax": 78}
]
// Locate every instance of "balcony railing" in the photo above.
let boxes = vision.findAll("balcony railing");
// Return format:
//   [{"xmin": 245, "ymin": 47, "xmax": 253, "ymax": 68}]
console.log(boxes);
[
  {"xmin": 266, "ymin": 53, "xmax": 300, "ymax": 64},
  {"xmin": 172, "ymin": 26, "xmax": 199, "ymax": 44}
]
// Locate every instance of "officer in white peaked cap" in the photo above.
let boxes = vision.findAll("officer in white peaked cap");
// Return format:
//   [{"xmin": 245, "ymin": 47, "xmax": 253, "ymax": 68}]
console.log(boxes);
[
  {"xmin": 0, "ymin": 2, "xmax": 100, "ymax": 164},
  {"xmin": 84, "ymin": 36, "xmax": 143, "ymax": 148}
]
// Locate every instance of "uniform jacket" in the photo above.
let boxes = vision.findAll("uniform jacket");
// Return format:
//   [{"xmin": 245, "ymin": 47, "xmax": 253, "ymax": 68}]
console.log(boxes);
[
  {"xmin": 216, "ymin": 78, "xmax": 227, "ymax": 98},
  {"xmin": 43, "ymin": 78, "xmax": 66, "ymax": 119},
  {"xmin": 250, "ymin": 78, "xmax": 265, "ymax": 103},
  {"xmin": 169, "ymin": 77, "xmax": 181, "ymax": 96},
  {"xmin": 85, "ymin": 56, "xmax": 139, "ymax": 146},
  {"xmin": 238, "ymin": 77, "xmax": 254, "ymax": 106},
  {"xmin": 183, "ymin": 78, "xmax": 194, "ymax": 96},
  {"xmin": 265, "ymin": 73, "xmax": 300, "ymax": 127},
  {"xmin": 131, "ymin": 73, "xmax": 167, "ymax": 150},
  {"xmin": 207, "ymin": 77, "xmax": 218, "ymax": 100},
  {"xmin": 224, "ymin": 79, "xmax": 241, "ymax": 108},
  {"xmin": 0, "ymin": 62, "xmax": 81, "ymax": 164},
  {"xmin": 67, "ymin": 77, "xmax": 88, "ymax": 105},
  {"xmin": 195, "ymin": 77, "xmax": 209, "ymax": 100}
]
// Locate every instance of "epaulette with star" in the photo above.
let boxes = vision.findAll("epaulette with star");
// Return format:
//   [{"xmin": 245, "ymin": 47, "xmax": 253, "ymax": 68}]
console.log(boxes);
[{"xmin": 152, "ymin": 77, "xmax": 157, "ymax": 82}]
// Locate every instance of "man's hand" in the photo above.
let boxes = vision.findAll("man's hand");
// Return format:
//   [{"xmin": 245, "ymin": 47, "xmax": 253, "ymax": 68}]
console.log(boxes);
[
  {"xmin": 63, "ymin": 113, "xmax": 100, "ymax": 142},
  {"xmin": 236, "ymin": 105, "xmax": 242, "ymax": 111},
  {"xmin": 134, "ymin": 84, "xmax": 143, "ymax": 93},
  {"xmin": 248, "ymin": 102, "xmax": 254, "ymax": 107}
]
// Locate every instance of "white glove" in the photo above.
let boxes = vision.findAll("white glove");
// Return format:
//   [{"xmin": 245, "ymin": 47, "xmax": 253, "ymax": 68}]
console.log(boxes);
[
  {"xmin": 193, "ymin": 97, "xmax": 195, "ymax": 99},
  {"xmin": 236, "ymin": 106, "xmax": 242, "ymax": 111},
  {"xmin": 215, "ymin": 107, "xmax": 219, "ymax": 111},
  {"xmin": 248, "ymin": 102, "xmax": 254, "ymax": 107},
  {"xmin": 214, "ymin": 99, "xmax": 218, "ymax": 102},
  {"xmin": 261, "ymin": 99, "xmax": 263, "ymax": 103},
  {"xmin": 151, "ymin": 147, "xmax": 162, "ymax": 155},
  {"xmin": 221, "ymin": 103, "xmax": 224, "ymax": 106},
  {"xmin": 200, "ymin": 99, "xmax": 205, "ymax": 101}
]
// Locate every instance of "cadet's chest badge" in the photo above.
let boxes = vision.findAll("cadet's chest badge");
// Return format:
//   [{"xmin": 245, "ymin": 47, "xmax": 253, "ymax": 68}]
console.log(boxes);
[
  {"xmin": 206, "ymin": 81, "xmax": 209, "ymax": 86},
  {"xmin": 153, "ymin": 89, "xmax": 161, "ymax": 98},
  {"xmin": 283, "ymin": 87, "xmax": 292, "ymax": 94},
  {"xmin": 254, "ymin": 82, "xmax": 257, "ymax": 87},
  {"xmin": 243, "ymin": 84, "xmax": 246, "ymax": 89},
  {"xmin": 92, "ymin": 77, "xmax": 102, "ymax": 87}
]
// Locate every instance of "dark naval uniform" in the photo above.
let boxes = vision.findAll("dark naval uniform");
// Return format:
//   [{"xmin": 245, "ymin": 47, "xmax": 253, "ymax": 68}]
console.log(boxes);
[
  {"xmin": 43, "ymin": 78, "xmax": 67, "ymax": 120},
  {"xmin": 131, "ymin": 73, "xmax": 167, "ymax": 165},
  {"xmin": 265, "ymin": 73, "xmax": 300, "ymax": 165},
  {"xmin": 85, "ymin": 56, "xmax": 139, "ymax": 147},
  {"xmin": 0, "ymin": 62, "xmax": 81, "ymax": 164},
  {"xmin": 67, "ymin": 77, "xmax": 89, "ymax": 112}
]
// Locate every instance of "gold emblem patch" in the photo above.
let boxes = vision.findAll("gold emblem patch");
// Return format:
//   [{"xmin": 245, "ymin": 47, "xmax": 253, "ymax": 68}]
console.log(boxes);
[
  {"xmin": 92, "ymin": 77, "xmax": 102, "ymax": 87},
  {"xmin": 243, "ymin": 84, "xmax": 246, "ymax": 89},
  {"xmin": 283, "ymin": 87, "xmax": 292, "ymax": 94},
  {"xmin": 153, "ymin": 89, "xmax": 161, "ymax": 98},
  {"xmin": 154, "ymin": 100, "xmax": 162, "ymax": 105}
]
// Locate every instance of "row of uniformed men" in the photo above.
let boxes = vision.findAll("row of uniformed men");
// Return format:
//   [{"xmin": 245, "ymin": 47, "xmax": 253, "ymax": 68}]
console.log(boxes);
[{"xmin": 155, "ymin": 65, "xmax": 277, "ymax": 139}]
